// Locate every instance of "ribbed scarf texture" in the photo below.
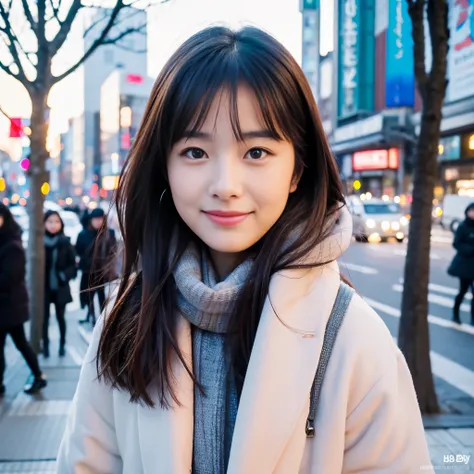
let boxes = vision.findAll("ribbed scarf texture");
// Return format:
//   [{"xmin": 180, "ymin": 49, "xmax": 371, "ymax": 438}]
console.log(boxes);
[
  {"xmin": 45, "ymin": 233, "xmax": 60, "ymax": 291},
  {"xmin": 173, "ymin": 243, "xmax": 253, "ymax": 474}
]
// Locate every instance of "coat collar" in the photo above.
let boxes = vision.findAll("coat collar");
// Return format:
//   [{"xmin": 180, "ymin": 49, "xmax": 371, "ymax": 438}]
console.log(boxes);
[{"xmin": 136, "ymin": 206, "xmax": 353, "ymax": 473}]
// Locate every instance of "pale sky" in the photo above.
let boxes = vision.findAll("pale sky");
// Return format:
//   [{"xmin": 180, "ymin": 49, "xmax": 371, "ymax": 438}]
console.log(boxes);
[{"xmin": 0, "ymin": 0, "xmax": 336, "ymax": 155}]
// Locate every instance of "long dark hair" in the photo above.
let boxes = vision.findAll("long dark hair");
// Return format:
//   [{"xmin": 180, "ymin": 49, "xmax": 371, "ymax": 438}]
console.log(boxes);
[
  {"xmin": 0, "ymin": 203, "xmax": 22, "ymax": 237},
  {"xmin": 98, "ymin": 26, "xmax": 344, "ymax": 407}
]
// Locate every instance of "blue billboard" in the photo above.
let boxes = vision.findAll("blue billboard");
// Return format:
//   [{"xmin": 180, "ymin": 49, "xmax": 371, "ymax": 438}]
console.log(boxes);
[
  {"xmin": 386, "ymin": 0, "xmax": 415, "ymax": 107},
  {"xmin": 337, "ymin": 0, "xmax": 361, "ymax": 118}
]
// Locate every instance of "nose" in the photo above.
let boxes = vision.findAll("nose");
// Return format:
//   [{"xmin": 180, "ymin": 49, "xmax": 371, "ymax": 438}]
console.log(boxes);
[{"xmin": 208, "ymin": 157, "xmax": 242, "ymax": 200}]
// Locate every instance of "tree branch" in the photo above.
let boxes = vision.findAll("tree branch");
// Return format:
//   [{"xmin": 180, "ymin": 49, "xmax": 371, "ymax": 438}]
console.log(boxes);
[
  {"xmin": 0, "ymin": 59, "xmax": 19, "ymax": 79},
  {"xmin": 52, "ymin": 1, "xmax": 125, "ymax": 84},
  {"xmin": 407, "ymin": 0, "xmax": 428, "ymax": 96},
  {"xmin": 47, "ymin": 0, "xmax": 61, "ymax": 24},
  {"xmin": 0, "ymin": 2, "xmax": 30, "ymax": 85},
  {"xmin": 21, "ymin": 0, "xmax": 37, "ymax": 34},
  {"xmin": 49, "ymin": 0, "xmax": 82, "ymax": 56},
  {"xmin": 427, "ymin": 0, "xmax": 449, "ymax": 86},
  {"xmin": 101, "ymin": 24, "xmax": 146, "ymax": 46}
]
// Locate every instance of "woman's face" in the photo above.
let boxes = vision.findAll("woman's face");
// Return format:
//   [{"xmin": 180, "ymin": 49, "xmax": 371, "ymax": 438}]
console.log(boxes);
[
  {"xmin": 167, "ymin": 86, "xmax": 298, "ymax": 268},
  {"xmin": 45, "ymin": 214, "xmax": 62, "ymax": 234},
  {"xmin": 467, "ymin": 208, "xmax": 474, "ymax": 220}
]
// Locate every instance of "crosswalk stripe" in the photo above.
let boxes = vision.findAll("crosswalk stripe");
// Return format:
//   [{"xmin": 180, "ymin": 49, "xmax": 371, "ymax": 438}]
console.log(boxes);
[
  {"xmin": 389, "ymin": 337, "xmax": 474, "ymax": 399},
  {"xmin": 398, "ymin": 278, "xmax": 472, "ymax": 300},
  {"xmin": 392, "ymin": 283, "xmax": 471, "ymax": 313},
  {"xmin": 392, "ymin": 248, "xmax": 441, "ymax": 259},
  {"xmin": 340, "ymin": 262, "xmax": 378, "ymax": 274},
  {"xmin": 364, "ymin": 296, "xmax": 474, "ymax": 336}
]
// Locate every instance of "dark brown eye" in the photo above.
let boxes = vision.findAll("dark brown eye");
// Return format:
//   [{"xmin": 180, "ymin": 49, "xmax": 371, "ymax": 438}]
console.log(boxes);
[
  {"xmin": 246, "ymin": 148, "xmax": 267, "ymax": 160},
  {"xmin": 184, "ymin": 148, "xmax": 206, "ymax": 159}
]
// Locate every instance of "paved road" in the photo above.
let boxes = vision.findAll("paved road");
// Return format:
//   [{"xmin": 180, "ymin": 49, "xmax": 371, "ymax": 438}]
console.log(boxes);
[{"xmin": 339, "ymin": 236, "xmax": 474, "ymax": 406}]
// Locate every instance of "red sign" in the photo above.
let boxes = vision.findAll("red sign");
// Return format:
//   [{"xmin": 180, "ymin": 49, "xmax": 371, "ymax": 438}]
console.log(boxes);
[
  {"xmin": 353, "ymin": 148, "xmax": 399, "ymax": 171},
  {"xmin": 126, "ymin": 74, "xmax": 143, "ymax": 84},
  {"xmin": 121, "ymin": 132, "xmax": 131, "ymax": 150},
  {"xmin": 9, "ymin": 118, "xmax": 23, "ymax": 138}
]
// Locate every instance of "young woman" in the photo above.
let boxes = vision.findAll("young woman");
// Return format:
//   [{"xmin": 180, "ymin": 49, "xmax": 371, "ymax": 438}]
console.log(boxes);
[
  {"xmin": 43, "ymin": 211, "xmax": 77, "ymax": 358},
  {"xmin": 448, "ymin": 202, "xmax": 474, "ymax": 325},
  {"xmin": 0, "ymin": 204, "xmax": 47, "ymax": 395},
  {"xmin": 75, "ymin": 208, "xmax": 117, "ymax": 326},
  {"xmin": 58, "ymin": 27, "xmax": 432, "ymax": 472}
]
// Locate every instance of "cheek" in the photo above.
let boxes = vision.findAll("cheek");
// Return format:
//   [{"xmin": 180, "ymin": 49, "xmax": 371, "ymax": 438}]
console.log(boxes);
[{"xmin": 169, "ymin": 165, "xmax": 203, "ymax": 208}]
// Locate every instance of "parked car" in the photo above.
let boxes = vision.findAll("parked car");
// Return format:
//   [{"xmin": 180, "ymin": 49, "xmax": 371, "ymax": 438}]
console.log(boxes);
[
  {"xmin": 440, "ymin": 194, "xmax": 474, "ymax": 233},
  {"xmin": 346, "ymin": 196, "xmax": 409, "ymax": 243}
]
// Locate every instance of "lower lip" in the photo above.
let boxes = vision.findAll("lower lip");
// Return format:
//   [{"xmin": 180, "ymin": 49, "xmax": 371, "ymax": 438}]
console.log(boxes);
[{"xmin": 204, "ymin": 213, "xmax": 249, "ymax": 227}]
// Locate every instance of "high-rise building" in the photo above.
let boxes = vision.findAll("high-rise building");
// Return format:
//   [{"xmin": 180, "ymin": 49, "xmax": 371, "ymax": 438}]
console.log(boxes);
[
  {"xmin": 302, "ymin": 0, "xmax": 474, "ymax": 199},
  {"xmin": 81, "ymin": 6, "xmax": 148, "ymax": 192}
]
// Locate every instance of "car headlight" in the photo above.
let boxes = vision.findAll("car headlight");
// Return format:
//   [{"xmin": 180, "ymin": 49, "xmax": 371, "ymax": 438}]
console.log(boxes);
[
  {"xmin": 366, "ymin": 219, "xmax": 376, "ymax": 229},
  {"xmin": 391, "ymin": 221, "xmax": 400, "ymax": 231},
  {"xmin": 400, "ymin": 216, "xmax": 409, "ymax": 226},
  {"xmin": 381, "ymin": 221, "xmax": 390, "ymax": 232}
]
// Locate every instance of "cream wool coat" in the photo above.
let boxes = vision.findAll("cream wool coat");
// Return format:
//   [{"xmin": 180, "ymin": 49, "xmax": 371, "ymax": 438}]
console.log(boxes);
[{"xmin": 57, "ymin": 208, "xmax": 434, "ymax": 474}]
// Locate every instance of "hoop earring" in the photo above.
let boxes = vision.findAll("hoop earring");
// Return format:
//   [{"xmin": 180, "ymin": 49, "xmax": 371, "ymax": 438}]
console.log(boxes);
[{"xmin": 159, "ymin": 188, "xmax": 168, "ymax": 205}]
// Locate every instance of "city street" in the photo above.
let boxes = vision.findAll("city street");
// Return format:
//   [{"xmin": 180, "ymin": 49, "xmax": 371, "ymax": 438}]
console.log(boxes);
[
  {"xmin": 0, "ymin": 231, "xmax": 473, "ymax": 473},
  {"xmin": 341, "ymin": 232, "xmax": 474, "ymax": 411}
]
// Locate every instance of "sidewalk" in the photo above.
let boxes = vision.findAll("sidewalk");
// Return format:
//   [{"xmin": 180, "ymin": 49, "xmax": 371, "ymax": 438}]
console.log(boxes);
[
  {"xmin": 0, "ymin": 308, "xmax": 86, "ymax": 474},
  {"xmin": 1, "ymin": 314, "xmax": 473, "ymax": 473}
]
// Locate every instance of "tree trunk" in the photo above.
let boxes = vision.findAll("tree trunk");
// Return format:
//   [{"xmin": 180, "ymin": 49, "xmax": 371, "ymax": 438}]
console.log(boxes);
[
  {"xmin": 27, "ymin": 90, "xmax": 50, "ymax": 353},
  {"xmin": 398, "ymin": 84, "xmax": 445, "ymax": 414}
]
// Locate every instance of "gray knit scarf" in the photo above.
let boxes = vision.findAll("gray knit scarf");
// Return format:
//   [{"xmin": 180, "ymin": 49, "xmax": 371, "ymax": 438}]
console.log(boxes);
[
  {"xmin": 45, "ymin": 234, "xmax": 60, "ymax": 291},
  {"xmin": 173, "ymin": 243, "xmax": 253, "ymax": 474}
]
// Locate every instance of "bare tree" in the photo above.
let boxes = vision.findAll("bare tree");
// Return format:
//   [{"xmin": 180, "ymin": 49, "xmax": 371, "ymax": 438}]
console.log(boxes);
[
  {"xmin": 0, "ymin": 0, "xmax": 166, "ymax": 352},
  {"xmin": 398, "ymin": 0, "xmax": 449, "ymax": 414}
]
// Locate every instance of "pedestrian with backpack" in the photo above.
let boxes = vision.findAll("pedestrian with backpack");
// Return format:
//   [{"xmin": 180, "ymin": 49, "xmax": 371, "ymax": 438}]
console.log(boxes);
[{"xmin": 58, "ymin": 27, "xmax": 432, "ymax": 473}]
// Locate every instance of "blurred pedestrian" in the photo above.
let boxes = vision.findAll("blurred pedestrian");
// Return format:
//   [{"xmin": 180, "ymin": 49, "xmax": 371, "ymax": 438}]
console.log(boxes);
[
  {"xmin": 43, "ymin": 211, "xmax": 77, "ymax": 358},
  {"xmin": 448, "ymin": 202, "xmax": 474, "ymax": 325},
  {"xmin": 58, "ymin": 27, "xmax": 431, "ymax": 473},
  {"xmin": 80, "ymin": 208, "xmax": 90, "ymax": 230},
  {"xmin": 76, "ymin": 208, "xmax": 117, "ymax": 326},
  {"xmin": 0, "ymin": 203, "xmax": 47, "ymax": 395}
]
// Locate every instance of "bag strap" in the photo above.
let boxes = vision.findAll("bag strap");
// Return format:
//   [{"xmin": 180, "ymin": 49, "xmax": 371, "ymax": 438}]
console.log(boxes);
[{"xmin": 306, "ymin": 281, "xmax": 354, "ymax": 437}]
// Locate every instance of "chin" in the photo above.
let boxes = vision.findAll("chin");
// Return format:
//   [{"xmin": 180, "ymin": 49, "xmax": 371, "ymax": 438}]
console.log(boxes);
[{"xmin": 200, "ymin": 235, "xmax": 257, "ymax": 254}]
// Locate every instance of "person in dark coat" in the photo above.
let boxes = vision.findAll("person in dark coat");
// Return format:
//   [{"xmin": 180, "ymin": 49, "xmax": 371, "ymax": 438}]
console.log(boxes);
[
  {"xmin": 448, "ymin": 202, "xmax": 474, "ymax": 325},
  {"xmin": 76, "ymin": 208, "xmax": 117, "ymax": 326},
  {"xmin": 0, "ymin": 204, "xmax": 47, "ymax": 395},
  {"xmin": 43, "ymin": 211, "xmax": 77, "ymax": 358}
]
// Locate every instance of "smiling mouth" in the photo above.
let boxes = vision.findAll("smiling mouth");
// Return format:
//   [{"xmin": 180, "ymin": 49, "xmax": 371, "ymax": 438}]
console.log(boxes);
[{"xmin": 202, "ymin": 210, "xmax": 251, "ymax": 226}]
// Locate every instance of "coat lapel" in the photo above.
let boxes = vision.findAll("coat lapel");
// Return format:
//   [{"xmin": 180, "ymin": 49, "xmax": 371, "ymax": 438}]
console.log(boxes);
[
  {"xmin": 137, "ymin": 316, "xmax": 194, "ymax": 473},
  {"xmin": 227, "ymin": 261, "xmax": 341, "ymax": 474}
]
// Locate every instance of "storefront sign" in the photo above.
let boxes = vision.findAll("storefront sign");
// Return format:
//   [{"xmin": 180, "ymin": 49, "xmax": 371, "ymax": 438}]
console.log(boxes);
[
  {"xmin": 338, "ymin": 0, "xmax": 360, "ymax": 117},
  {"xmin": 386, "ymin": 0, "xmax": 414, "ymax": 107},
  {"xmin": 447, "ymin": 0, "xmax": 474, "ymax": 102},
  {"xmin": 438, "ymin": 135, "xmax": 461, "ymax": 161},
  {"xmin": 353, "ymin": 148, "xmax": 399, "ymax": 171}
]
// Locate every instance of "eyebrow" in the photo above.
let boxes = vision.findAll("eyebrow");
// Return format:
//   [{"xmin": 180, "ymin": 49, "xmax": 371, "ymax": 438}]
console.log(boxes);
[{"xmin": 182, "ymin": 129, "xmax": 278, "ymax": 140}]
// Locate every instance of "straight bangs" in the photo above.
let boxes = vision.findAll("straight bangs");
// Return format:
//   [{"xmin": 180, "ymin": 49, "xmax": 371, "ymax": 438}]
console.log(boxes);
[{"xmin": 160, "ymin": 30, "xmax": 307, "ymax": 169}]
